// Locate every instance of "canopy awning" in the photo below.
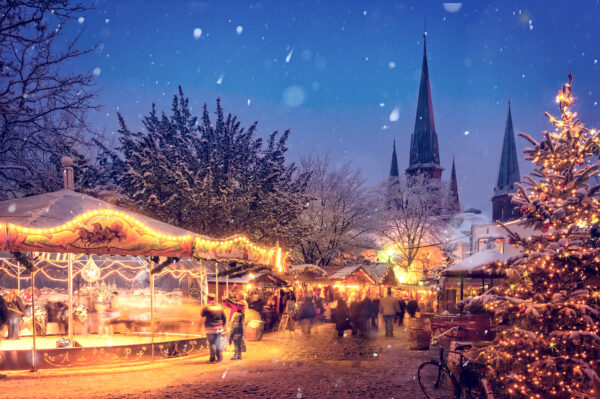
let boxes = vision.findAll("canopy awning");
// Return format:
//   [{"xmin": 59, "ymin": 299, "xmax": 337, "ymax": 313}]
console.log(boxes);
[
  {"xmin": 0, "ymin": 190, "xmax": 279, "ymax": 265},
  {"xmin": 442, "ymin": 249, "xmax": 507, "ymax": 278}
]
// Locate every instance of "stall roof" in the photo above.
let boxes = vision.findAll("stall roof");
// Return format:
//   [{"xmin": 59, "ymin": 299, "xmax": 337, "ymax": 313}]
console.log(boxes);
[
  {"xmin": 328, "ymin": 265, "xmax": 362, "ymax": 280},
  {"xmin": 442, "ymin": 249, "xmax": 508, "ymax": 277},
  {"xmin": 289, "ymin": 264, "xmax": 328, "ymax": 277}
]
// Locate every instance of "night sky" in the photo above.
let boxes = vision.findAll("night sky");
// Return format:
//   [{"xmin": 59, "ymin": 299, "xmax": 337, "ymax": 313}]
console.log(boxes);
[{"xmin": 66, "ymin": 1, "xmax": 600, "ymax": 217}]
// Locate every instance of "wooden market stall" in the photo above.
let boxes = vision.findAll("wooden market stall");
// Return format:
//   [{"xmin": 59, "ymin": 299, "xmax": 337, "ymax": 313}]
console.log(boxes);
[{"xmin": 440, "ymin": 249, "xmax": 507, "ymax": 312}]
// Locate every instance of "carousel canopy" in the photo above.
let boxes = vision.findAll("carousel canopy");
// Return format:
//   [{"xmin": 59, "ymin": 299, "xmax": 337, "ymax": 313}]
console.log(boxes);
[
  {"xmin": 442, "ymin": 249, "xmax": 508, "ymax": 278},
  {"xmin": 0, "ymin": 189, "xmax": 279, "ymax": 265}
]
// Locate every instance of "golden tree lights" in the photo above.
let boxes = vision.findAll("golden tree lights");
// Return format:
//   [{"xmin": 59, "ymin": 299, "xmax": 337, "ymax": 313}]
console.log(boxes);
[{"xmin": 472, "ymin": 75, "xmax": 600, "ymax": 399}]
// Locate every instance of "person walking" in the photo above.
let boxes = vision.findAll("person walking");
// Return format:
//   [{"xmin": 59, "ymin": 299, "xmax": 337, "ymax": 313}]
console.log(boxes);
[
  {"xmin": 297, "ymin": 297, "xmax": 316, "ymax": 335},
  {"xmin": 229, "ymin": 309, "xmax": 244, "ymax": 360},
  {"xmin": 6, "ymin": 290, "xmax": 24, "ymax": 340},
  {"xmin": 369, "ymin": 296, "xmax": 379, "ymax": 330},
  {"xmin": 397, "ymin": 297, "xmax": 406, "ymax": 326},
  {"xmin": 333, "ymin": 298, "xmax": 350, "ymax": 337},
  {"xmin": 406, "ymin": 299, "xmax": 420, "ymax": 318},
  {"xmin": 201, "ymin": 293, "xmax": 227, "ymax": 363},
  {"xmin": 379, "ymin": 287, "xmax": 400, "ymax": 337}
]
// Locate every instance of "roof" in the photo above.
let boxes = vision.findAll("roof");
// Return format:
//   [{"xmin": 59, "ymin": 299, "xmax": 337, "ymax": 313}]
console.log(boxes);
[
  {"xmin": 408, "ymin": 33, "xmax": 440, "ymax": 170},
  {"xmin": 328, "ymin": 265, "xmax": 362, "ymax": 280},
  {"xmin": 289, "ymin": 264, "xmax": 328, "ymax": 277},
  {"xmin": 442, "ymin": 249, "xmax": 508, "ymax": 277},
  {"xmin": 362, "ymin": 263, "xmax": 388, "ymax": 283},
  {"xmin": 0, "ymin": 189, "xmax": 194, "ymax": 236},
  {"xmin": 494, "ymin": 102, "xmax": 520, "ymax": 196}
]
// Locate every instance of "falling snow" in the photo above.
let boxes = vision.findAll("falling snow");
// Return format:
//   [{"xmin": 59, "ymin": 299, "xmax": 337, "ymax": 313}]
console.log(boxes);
[
  {"xmin": 193, "ymin": 28, "xmax": 202, "ymax": 39},
  {"xmin": 389, "ymin": 107, "xmax": 400, "ymax": 122},
  {"xmin": 236, "ymin": 25, "xmax": 243, "ymax": 34}
]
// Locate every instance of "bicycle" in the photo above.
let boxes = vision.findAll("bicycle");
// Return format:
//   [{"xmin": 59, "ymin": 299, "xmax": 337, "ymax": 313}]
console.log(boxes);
[{"xmin": 417, "ymin": 327, "xmax": 494, "ymax": 399}]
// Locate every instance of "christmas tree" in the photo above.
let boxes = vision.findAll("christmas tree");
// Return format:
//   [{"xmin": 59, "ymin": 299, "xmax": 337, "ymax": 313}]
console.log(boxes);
[{"xmin": 477, "ymin": 75, "xmax": 600, "ymax": 398}]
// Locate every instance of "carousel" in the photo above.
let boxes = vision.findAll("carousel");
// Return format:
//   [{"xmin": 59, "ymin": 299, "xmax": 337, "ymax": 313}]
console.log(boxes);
[{"xmin": 0, "ymin": 161, "xmax": 282, "ymax": 370}]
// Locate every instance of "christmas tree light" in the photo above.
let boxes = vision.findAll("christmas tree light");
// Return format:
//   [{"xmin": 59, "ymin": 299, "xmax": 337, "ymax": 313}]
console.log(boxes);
[{"xmin": 473, "ymin": 75, "xmax": 600, "ymax": 398}]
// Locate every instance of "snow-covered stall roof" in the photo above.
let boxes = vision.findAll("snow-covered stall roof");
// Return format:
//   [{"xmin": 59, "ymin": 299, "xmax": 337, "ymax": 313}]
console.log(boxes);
[
  {"xmin": 289, "ymin": 264, "xmax": 328, "ymax": 277},
  {"xmin": 362, "ymin": 263, "xmax": 388, "ymax": 283},
  {"xmin": 328, "ymin": 265, "xmax": 376, "ymax": 284},
  {"xmin": 328, "ymin": 265, "xmax": 362, "ymax": 280},
  {"xmin": 442, "ymin": 249, "xmax": 508, "ymax": 277}
]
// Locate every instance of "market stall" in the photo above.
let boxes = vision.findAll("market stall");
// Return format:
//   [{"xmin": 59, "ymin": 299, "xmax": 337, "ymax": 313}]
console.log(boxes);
[
  {"xmin": 328, "ymin": 265, "xmax": 375, "ymax": 303},
  {"xmin": 440, "ymin": 249, "xmax": 507, "ymax": 311}
]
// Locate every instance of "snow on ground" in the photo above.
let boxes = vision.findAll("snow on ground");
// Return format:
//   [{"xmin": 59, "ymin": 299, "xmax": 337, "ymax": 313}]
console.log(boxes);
[{"xmin": 2, "ymin": 322, "xmax": 435, "ymax": 399}]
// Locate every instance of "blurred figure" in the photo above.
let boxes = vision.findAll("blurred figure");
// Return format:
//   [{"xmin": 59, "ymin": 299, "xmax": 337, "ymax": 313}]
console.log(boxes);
[
  {"xmin": 201, "ymin": 293, "xmax": 227, "ymax": 363},
  {"xmin": 297, "ymin": 297, "xmax": 316, "ymax": 335},
  {"xmin": 6, "ymin": 290, "xmax": 24, "ymax": 340},
  {"xmin": 350, "ymin": 296, "xmax": 369, "ymax": 337},
  {"xmin": 229, "ymin": 309, "xmax": 244, "ymax": 360},
  {"xmin": 379, "ymin": 287, "xmax": 400, "ymax": 337},
  {"xmin": 406, "ymin": 299, "xmax": 420, "ymax": 318},
  {"xmin": 333, "ymin": 298, "xmax": 350, "ymax": 337},
  {"xmin": 369, "ymin": 296, "xmax": 379, "ymax": 330},
  {"xmin": 396, "ymin": 297, "xmax": 406, "ymax": 326},
  {"xmin": 285, "ymin": 291, "xmax": 296, "ymax": 319}
]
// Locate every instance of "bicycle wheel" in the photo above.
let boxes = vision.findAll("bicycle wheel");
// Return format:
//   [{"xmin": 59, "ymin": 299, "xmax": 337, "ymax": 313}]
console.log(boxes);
[
  {"xmin": 462, "ymin": 377, "xmax": 488, "ymax": 399},
  {"xmin": 418, "ymin": 361, "xmax": 455, "ymax": 399}
]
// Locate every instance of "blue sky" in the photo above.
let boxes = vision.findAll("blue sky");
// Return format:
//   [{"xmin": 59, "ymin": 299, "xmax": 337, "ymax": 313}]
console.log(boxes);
[{"xmin": 65, "ymin": 1, "xmax": 600, "ymax": 216}]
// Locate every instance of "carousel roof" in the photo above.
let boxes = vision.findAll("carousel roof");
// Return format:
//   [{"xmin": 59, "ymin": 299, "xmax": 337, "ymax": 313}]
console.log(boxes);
[
  {"xmin": 0, "ymin": 190, "xmax": 279, "ymax": 265},
  {"xmin": 0, "ymin": 189, "xmax": 193, "ymax": 236},
  {"xmin": 442, "ymin": 249, "xmax": 508, "ymax": 277}
]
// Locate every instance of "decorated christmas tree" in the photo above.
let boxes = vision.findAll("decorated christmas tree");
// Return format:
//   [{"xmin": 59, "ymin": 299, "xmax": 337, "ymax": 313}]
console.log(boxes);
[{"xmin": 477, "ymin": 75, "xmax": 600, "ymax": 398}]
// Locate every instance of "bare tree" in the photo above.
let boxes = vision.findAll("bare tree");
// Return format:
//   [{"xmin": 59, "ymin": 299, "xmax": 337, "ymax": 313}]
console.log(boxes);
[
  {"xmin": 0, "ymin": 0, "xmax": 99, "ymax": 199},
  {"xmin": 378, "ymin": 175, "xmax": 447, "ymax": 274},
  {"xmin": 295, "ymin": 155, "xmax": 376, "ymax": 266}
]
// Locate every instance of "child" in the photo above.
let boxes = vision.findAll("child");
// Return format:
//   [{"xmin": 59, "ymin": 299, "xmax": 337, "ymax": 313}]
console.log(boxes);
[{"xmin": 229, "ymin": 309, "xmax": 244, "ymax": 360}]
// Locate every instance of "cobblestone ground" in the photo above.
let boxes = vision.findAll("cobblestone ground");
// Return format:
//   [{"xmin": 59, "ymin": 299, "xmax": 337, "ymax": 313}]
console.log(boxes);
[{"xmin": 1, "ymin": 322, "xmax": 436, "ymax": 399}]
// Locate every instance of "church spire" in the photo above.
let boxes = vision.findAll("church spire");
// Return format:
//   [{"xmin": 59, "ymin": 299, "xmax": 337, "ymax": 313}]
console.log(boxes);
[
  {"xmin": 407, "ymin": 31, "xmax": 442, "ymax": 179},
  {"xmin": 492, "ymin": 101, "xmax": 521, "ymax": 221},
  {"xmin": 495, "ymin": 101, "xmax": 520, "ymax": 195},
  {"xmin": 390, "ymin": 139, "xmax": 399, "ymax": 178},
  {"xmin": 447, "ymin": 157, "xmax": 461, "ymax": 214}
]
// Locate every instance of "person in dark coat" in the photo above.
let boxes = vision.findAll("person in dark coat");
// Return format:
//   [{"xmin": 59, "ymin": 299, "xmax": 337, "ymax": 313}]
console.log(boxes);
[
  {"xmin": 396, "ymin": 298, "xmax": 406, "ymax": 326},
  {"xmin": 201, "ymin": 293, "xmax": 227, "ymax": 363},
  {"xmin": 297, "ymin": 297, "xmax": 317, "ymax": 335},
  {"xmin": 406, "ymin": 299, "xmax": 420, "ymax": 318},
  {"xmin": 333, "ymin": 298, "xmax": 350, "ymax": 337},
  {"xmin": 369, "ymin": 297, "xmax": 379, "ymax": 330},
  {"xmin": 229, "ymin": 309, "xmax": 244, "ymax": 360},
  {"xmin": 350, "ymin": 297, "xmax": 369, "ymax": 337}
]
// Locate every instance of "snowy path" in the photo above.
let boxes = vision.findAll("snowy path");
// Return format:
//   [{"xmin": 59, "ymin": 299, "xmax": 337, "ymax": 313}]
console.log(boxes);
[{"xmin": 0, "ymin": 323, "xmax": 434, "ymax": 398}]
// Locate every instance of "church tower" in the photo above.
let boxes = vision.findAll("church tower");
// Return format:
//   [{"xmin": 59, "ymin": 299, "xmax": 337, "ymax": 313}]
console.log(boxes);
[
  {"xmin": 446, "ymin": 157, "xmax": 461, "ymax": 214},
  {"xmin": 406, "ymin": 32, "xmax": 443, "ymax": 180},
  {"xmin": 390, "ymin": 139, "xmax": 399, "ymax": 179},
  {"xmin": 492, "ymin": 101, "xmax": 521, "ymax": 221}
]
